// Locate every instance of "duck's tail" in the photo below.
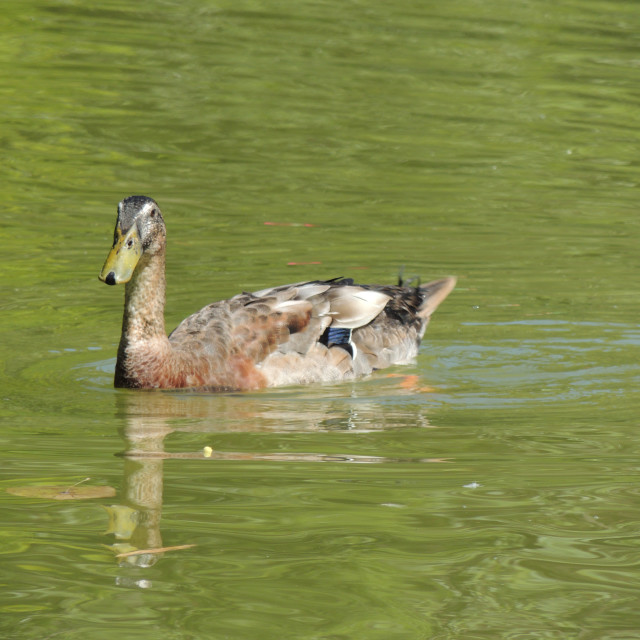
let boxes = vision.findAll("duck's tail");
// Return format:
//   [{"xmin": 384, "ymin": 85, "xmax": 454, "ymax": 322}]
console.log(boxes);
[{"xmin": 417, "ymin": 276, "xmax": 457, "ymax": 319}]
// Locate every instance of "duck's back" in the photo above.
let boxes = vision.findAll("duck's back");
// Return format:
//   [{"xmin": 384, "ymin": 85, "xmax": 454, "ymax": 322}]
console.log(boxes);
[{"xmin": 167, "ymin": 276, "xmax": 455, "ymax": 389}]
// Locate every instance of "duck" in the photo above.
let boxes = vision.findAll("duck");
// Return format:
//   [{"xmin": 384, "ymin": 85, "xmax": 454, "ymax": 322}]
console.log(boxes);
[{"xmin": 99, "ymin": 196, "xmax": 456, "ymax": 391}]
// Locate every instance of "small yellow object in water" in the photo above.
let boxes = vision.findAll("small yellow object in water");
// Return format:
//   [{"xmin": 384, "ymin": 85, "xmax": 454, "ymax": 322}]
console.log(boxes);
[{"xmin": 203, "ymin": 446, "xmax": 213, "ymax": 458}]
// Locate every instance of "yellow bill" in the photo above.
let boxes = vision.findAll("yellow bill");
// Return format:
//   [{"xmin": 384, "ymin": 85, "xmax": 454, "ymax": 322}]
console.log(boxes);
[{"xmin": 99, "ymin": 224, "xmax": 142, "ymax": 285}]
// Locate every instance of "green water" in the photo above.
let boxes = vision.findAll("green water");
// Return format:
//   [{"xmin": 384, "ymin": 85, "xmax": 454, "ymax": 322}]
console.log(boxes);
[{"xmin": 2, "ymin": 0, "xmax": 640, "ymax": 637}]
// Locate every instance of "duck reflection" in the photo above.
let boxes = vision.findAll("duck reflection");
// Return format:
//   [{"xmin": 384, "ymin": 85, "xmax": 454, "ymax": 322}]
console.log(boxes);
[
  {"xmin": 105, "ymin": 409, "xmax": 170, "ymax": 567},
  {"xmin": 104, "ymin": 381, "xmax": 446, "ymax": 567}
]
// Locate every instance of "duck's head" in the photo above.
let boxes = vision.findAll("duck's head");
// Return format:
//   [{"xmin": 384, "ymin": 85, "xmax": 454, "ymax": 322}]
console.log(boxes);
[{"xmin": 99, "ymin": 196, "xmax": 166, "ymax": 286}]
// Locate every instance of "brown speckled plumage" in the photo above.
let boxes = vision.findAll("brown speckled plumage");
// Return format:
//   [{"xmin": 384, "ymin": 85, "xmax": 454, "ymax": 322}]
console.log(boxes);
[{"xmin": 100, "ymin": 196, "xmax": 456, "ymax": 391}]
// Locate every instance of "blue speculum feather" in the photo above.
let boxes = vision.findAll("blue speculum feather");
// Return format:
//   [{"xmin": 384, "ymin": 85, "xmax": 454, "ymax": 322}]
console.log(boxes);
[
  {"xmin": 325, "ymin": 327, "xmax": 352, "ymax": 346},
  {"xmin": 320, "ymin": 326, "xmax": 354, "ymax": 356}
]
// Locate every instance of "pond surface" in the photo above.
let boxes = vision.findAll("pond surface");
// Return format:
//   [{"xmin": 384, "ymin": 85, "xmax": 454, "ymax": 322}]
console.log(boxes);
[{"xmin": 2, "ymin": 0, "xmax": 640, "ymax": 638}]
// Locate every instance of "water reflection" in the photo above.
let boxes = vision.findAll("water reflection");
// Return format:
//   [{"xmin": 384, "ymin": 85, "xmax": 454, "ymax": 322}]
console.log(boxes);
[
  {"xmin": 105, "ymin": 419, "xmax": 167, "ymax": 568},
  {"xmin": 105, "ymin": 386, "xmax": 446, "ymax": 570}
]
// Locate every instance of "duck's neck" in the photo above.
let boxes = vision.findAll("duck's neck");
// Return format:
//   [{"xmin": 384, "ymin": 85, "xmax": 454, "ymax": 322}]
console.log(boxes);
[
  {"xmin": 115, "ymin": 249, "xmax": 171, "ymax": 387},
  {"xmin": 122, "ymin": 249, "xmax": 167, "ymax": 339}
]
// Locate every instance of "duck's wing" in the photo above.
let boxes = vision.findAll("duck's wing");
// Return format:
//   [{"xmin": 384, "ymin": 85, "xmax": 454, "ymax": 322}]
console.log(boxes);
[
  {"xmin": 167, "ymin": 280, "xmax": 385, "ymax": 355},
  {"xmin": 167, "ymin": 279, "xmax": 389, "ymax": 369},
  {"xmin": 168, "ymin": 276, "xmax": 454, "ymax": 387},
  {"xmin": 167, "ymin": 287, "xmax": 314, "ymax": 365},
  {"xmin": 248, "ymin": 281, "xmax": 394, "ymax": 357}
]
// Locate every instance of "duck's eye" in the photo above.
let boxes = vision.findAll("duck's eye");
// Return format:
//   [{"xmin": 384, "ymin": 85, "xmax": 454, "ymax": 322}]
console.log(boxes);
[
  {"xmin": 150, "ymin": 209, "xmax": 157, "ymax": 218},
  {"xmin": 127, "ymin": 239, "xmax": 134, "ymax": 248}
]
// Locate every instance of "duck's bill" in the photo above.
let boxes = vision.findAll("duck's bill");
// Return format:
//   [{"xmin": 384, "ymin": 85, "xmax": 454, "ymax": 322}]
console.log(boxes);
[{"xmin": 99, "ymin": 225, "xmax": 142, "ymax": 285}]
